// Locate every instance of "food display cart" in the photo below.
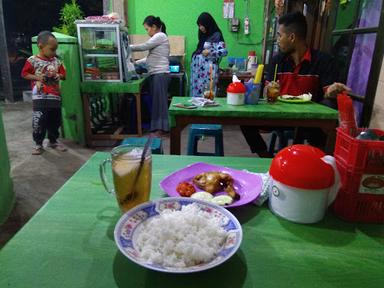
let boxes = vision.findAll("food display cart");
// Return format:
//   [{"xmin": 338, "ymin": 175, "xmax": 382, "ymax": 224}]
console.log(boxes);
[
  {"xmin": 75, "ymin": 21, "xmax": 146, "ymax": 146},
  {"xmin": 77, "ymin": 23, "xmax": 126, "ymax": 82}
]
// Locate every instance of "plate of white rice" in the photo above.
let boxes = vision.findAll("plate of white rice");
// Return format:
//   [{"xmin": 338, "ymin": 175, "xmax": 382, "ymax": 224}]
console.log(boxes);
[{"xmin": 114, "ymin": 197, "xmax": 242, "ymax": 273}]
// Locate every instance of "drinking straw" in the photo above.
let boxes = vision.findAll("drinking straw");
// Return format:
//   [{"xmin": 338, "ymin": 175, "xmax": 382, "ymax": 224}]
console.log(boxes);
[
  {"xmin": 273, "ymin": 64, "xmax": 278, "ymax": 82},
  {"xmin": 253, "ymin": 64, "xmax": 264, "ymax": 84},
  {"xmin": 124, "ymin": 135, "xmax": 152, "ymax": 203},
  {"xmin": 135, "ymin": 135, "xmax": 152, "ymax": 182},
  {"xmin": 209, "ymin": 63, "xmax": 213, "ymax": 98}
]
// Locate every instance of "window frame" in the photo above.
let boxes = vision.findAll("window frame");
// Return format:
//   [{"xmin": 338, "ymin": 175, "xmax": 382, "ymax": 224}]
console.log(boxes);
[{"xmin": 328, "ymin": 0, "xmax": 384, "ymax": 126}]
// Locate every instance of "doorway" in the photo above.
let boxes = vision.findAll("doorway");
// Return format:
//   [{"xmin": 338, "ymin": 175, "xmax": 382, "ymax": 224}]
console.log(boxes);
[
  {"xmin": 3, "ymin": 0, "xmax": 103, "ymax": 51},
  {"xmin": 1, "ymin": 0, "xmax": 103, "ymax": 101}
]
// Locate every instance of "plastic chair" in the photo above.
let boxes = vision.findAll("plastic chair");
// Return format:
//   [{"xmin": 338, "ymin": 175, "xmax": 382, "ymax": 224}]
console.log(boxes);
[
  {"xmin": 187, "ymin": 124, "xmax": 224, "ymax": 156},
  {"xmin": 121, "ymin": 137, "xmax": 163, "ymax": 154},
  {"xmin": 268, "ymin": 129, "xmax": 295, "ymax": 155}
]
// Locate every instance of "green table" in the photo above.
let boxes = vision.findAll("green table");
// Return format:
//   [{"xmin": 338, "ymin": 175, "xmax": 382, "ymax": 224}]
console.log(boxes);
[
  {"xmin": 169, "ymin": 97, "xmax": 339, "ymax": 154},
  {"xmin": 0, "ymin": 153, "xmax": 383, "ymax": 288},
  {"xmin": 80, "ymin": 78, "xmax": 147, "ymax": 146}
]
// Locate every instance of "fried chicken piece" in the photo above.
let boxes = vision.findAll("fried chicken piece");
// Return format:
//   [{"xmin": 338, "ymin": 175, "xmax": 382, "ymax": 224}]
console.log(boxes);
[
  {"xmin": 193, "ymin": 172, "xmax": 223, "ymax": 193},
  {"xmin": 192, "ymin": 171, "xmax": 240, "ymax": 200}
]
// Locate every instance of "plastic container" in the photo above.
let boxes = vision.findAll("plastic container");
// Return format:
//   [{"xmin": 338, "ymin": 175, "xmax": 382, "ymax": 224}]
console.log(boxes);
[
  {"xmin": 245, "ymin": 83, "xmax": 261, "ymax": 105},
  {"xmin": 235, "ymin": 57, "xmax": 247, "ymax": 71},
  {"xmin": 228, "ymin": 57, "xmax": 236, "ymax": 67},
  {"xmin": 247, "ymin": 51, "xmax": 257, "ymax": 71},
  {"xmin": 333, "ymin": 188, "xmax": 384, "ymax": 223},
  {"xmin": 269, "ymin": 145, "xmax": 339, "ymax": 223},
  {"xmin": 227, "ymin": 82, "xmax": 246, "ymax": 105},
  {"xmin": 334, "ymin": 128, "xmax": 384, "ymax": 173},
  {"xmin": 333, "ymin": 127, "xmax": 384, "ymax": 223}
]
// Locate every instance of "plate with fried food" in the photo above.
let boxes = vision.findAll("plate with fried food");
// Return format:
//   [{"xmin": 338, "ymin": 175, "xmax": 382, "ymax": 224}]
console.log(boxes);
[{"xmin": 159, "ymin": 162, "xmax": 263, "ymax": 208}]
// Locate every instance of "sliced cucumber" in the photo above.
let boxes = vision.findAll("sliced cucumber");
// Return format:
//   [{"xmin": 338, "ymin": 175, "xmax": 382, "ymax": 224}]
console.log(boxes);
[
  {"xmin": 211, "ymin": 195, "xmax": 233, "ymax": 206},
  {"xmin": 191, "ymin": 191, "xmax": 214, "ymax": 202}
]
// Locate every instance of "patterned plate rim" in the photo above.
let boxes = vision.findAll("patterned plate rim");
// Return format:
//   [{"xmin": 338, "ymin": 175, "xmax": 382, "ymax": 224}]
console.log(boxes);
[{"xmin": 114, "ymin": 197, "xmax": 243, "ymax": 273}]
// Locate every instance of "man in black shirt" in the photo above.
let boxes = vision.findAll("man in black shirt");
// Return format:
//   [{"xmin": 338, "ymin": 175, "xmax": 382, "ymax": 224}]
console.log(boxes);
[{"xmin": 241, "ymin": 11, "xmax": 350, "ymax": 157}]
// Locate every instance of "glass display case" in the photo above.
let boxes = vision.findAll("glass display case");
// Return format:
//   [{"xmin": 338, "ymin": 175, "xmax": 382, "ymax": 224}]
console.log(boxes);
[{"xmin": 77, "ymin": 23, "xmax": 124, "ymax": 82}]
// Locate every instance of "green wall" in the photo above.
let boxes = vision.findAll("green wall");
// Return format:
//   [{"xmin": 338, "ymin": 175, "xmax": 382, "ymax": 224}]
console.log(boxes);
[
  {"xmin": 334, "ymin": 1, "xmax": 359, "ymax": 31},
  {"xmin": 127, "ymin": 0, "xmax": 264, "ymax": 73},
  {"xmin": 0, "ymin": 106, "xmax": 14, "ymax": 224}
]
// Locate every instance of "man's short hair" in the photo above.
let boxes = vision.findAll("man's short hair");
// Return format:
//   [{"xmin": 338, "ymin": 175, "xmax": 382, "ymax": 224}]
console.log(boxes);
[
  {"xmin": 37, "ymin": 31, "xmax": 56, "ymax": 46},
  {"xmin": 278, "ymin": 12, "xmax": 307, "ymax": 40}
]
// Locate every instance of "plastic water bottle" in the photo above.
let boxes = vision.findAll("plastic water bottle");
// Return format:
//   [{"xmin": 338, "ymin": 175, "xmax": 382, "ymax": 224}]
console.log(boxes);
[{"xmin": 247, "ymin": 51, "xmax": 257, "ymax": 72}]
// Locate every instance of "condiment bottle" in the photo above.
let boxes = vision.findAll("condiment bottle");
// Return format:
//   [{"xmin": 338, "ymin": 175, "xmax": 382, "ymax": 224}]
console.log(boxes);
[{"xmin": 247, "ymin": 51, "xmax": 257, "ymax": 72}]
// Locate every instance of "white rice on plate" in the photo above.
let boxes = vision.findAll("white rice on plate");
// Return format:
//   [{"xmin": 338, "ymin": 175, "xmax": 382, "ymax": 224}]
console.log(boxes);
[{"xmin": 134, "ymin": 203, "xmax": 228, "ymax": 268}]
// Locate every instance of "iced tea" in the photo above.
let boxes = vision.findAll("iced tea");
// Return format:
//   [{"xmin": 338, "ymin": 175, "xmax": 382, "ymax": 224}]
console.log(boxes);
[
  {"xmin": 267, "ymin": 81, "xmax": 280, "ymax": 103},
  {"xmin": 100, "ymin": 145, "xmax": 152, "ymax": 212},
  {"xmin": 112, "ymin": 151, "xmax": 151, "ymax": 212},
  {"xmin": 203, "ymin": 90, "xmax": 215, "ymax": 100}
]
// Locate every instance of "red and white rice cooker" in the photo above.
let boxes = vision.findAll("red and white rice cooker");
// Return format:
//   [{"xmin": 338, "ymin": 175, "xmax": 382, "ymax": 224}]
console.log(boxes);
[
  {"xmin": 227, "ymin": 82, "xmax": 246, "ymax": 105},
  {"xmin": 269, "ymin": 145, "xmax": 340, "ymax": 223}
]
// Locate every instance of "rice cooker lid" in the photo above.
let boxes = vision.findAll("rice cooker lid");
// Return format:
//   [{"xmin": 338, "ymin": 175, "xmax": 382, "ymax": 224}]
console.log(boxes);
[
  {"xmin": 227, "ymin": 82, "xmax": 246, "ymax": 93},
  {"xmin": 269, "ymin": 144, "xmax": 335, "ymax": 190}
]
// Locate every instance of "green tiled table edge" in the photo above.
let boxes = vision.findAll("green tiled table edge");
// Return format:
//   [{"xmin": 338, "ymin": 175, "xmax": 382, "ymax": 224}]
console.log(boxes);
[{"xmin": 169, "ymin": 97, "xmax": 338, "ymax": 128}]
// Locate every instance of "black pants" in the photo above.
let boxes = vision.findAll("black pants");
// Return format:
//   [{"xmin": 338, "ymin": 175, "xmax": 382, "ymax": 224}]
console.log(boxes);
[
  {"xmin": 240, "ymin": 126, "xmax": 268, "ymax": 153},
  {"xmin": 32, "ymin": 108, "xmax": 61, "ymax": 146},
  {"xmin": 149, "ymin": 73, "xmax": 170, "ymax": 132},
  {"xmin": 240, "ymin": 126, "xmax": 327, "ymax": 153}
]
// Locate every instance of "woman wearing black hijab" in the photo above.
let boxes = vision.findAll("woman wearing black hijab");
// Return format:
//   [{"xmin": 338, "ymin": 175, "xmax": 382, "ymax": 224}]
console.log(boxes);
[{"xmin": 190, "ymin": 12, "xmax": 227, "ymax": 97}]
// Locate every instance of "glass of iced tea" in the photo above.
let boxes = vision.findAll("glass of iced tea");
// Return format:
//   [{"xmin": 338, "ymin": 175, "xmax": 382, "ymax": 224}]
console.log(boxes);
[
  {"xmin": 203, "ymin": 90, "xmax": 215, "ymax": 100},
  {"xmin": 203, "ymin": 80, "xmax": 216, "ymax": 100},
  {"xmin": 266, "ymin": 81, "xmax": 280, "ymax": 103},
  {"xmin": 99, "ymin": 144, "xmax": 152, "ymax": 212}
]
